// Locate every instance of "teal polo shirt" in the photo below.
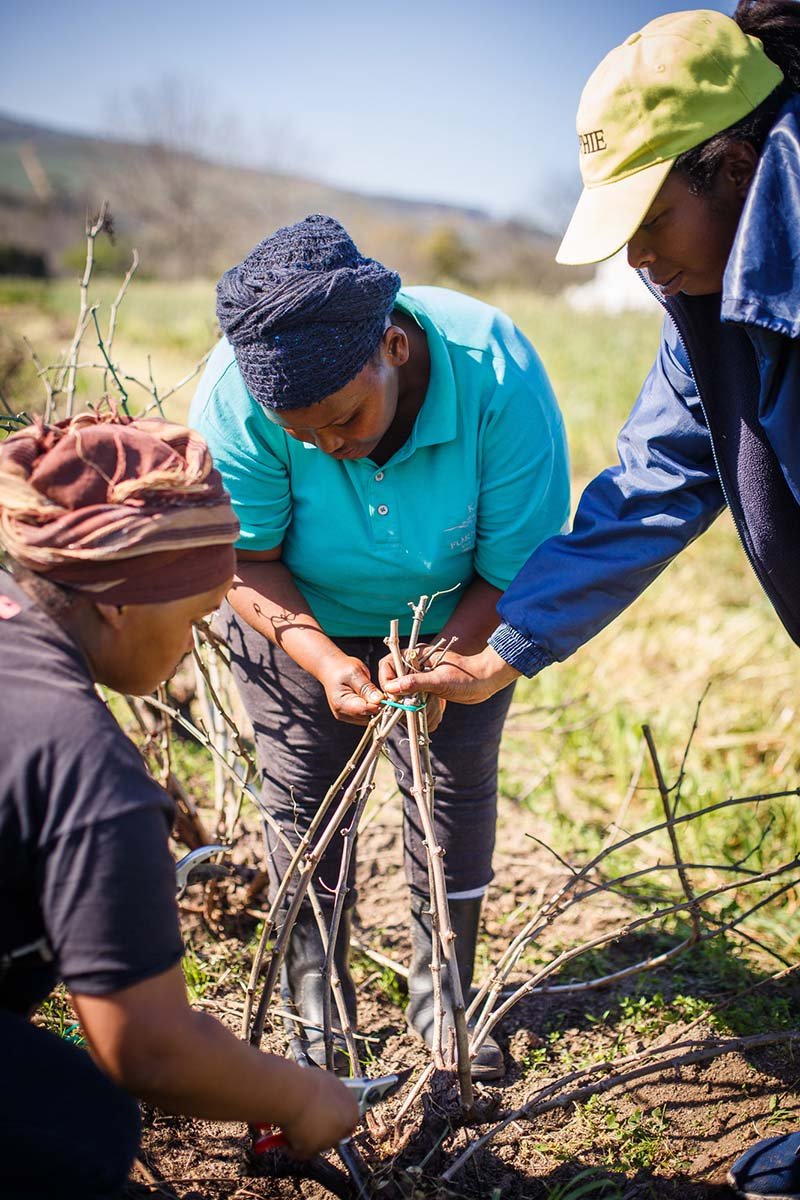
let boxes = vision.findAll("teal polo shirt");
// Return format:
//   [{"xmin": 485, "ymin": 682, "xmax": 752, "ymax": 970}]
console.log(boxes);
[{"xmin": 190, "ymin": 286, "xmax": 570, "ymax": 637}]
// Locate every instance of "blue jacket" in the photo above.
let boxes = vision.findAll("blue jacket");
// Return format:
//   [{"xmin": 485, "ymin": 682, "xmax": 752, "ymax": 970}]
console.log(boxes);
[{"xmin": 491, "ymin": 96, "xmax": 800, "ymax": 676}]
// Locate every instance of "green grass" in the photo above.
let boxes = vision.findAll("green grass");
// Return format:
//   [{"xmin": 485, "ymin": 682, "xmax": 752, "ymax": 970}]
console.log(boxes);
[
  {"xmin": 36, "ymin": 986, "xmax": 81, "ymax": 1041},
  {"xmin": 485, "ymin": 285, "xmax": 663, "ymax": 482},
  {"xmin": 514, "ymin": 933, "xmax": 800, "ymax": 1091},
  {"xmin": 0, "ymin": 276, "xmax": 216, "ymax": 420},
  {"xmin": 577, "ymin": 1096, "xmax": 676, "ymax": 1173},
  {"xmin": 545, "ymin": 1168, "xmax": 623, "ymax": 1200},
  {"xmin": 366, "ymin": 961, "xmax": 407, "ymax": 1009}
]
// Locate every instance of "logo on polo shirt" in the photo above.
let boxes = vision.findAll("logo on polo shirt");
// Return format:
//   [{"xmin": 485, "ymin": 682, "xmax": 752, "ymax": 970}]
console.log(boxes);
[
  {"xmin": 444, "ymin": 504, "xmax": 477, "ymax": 552},
  {"xmin": 579, "ymin": 129, "xmax": 606, "ymax": 154}
]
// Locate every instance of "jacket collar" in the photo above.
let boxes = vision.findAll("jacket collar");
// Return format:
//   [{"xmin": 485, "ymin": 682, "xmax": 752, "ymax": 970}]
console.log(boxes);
[{"xmin": 722, "ymin": 95, "xmax": 800, "ymax": 339}]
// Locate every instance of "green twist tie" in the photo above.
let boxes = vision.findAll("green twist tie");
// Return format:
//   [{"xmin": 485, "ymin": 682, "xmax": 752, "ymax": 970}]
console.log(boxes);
[{"xmin": 381, "ymin": 698, "xmax": 426, "ymax": 712}]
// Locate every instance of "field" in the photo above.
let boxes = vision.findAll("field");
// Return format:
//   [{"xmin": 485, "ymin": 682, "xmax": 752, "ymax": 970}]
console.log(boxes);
[{"xmin": 2, "ymin": 271, "xmax": 799, "ymax": 1199}]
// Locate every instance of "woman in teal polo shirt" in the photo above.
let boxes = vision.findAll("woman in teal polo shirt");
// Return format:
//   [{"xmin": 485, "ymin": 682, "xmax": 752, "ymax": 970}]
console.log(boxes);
[{"xmin": 190, "ymin": 214, "xmax": 569, "ymax": 1080}]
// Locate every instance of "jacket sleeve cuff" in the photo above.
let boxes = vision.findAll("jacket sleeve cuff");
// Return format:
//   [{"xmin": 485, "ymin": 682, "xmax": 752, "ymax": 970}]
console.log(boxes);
[{"xmin": 487, "ymin": 624, "xmax": 555, "ymax": 677}]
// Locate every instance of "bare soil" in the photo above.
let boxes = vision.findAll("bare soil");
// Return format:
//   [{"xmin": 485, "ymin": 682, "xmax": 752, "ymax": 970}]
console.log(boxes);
[{"xmin": 123, "ymin": 790, "xmax": 800, "ymax": 1200}]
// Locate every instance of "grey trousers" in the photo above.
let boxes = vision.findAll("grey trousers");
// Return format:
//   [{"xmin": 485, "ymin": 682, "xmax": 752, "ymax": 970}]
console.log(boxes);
[{"xmin": 223, "ymin": 605, "xmax": 515, "ymax": 905}]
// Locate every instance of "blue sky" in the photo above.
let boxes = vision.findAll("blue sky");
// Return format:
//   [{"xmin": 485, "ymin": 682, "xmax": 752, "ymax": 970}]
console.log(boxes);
[{"xmin": 1, "ymin": 0, "xmax": 734, "ymax": 225}]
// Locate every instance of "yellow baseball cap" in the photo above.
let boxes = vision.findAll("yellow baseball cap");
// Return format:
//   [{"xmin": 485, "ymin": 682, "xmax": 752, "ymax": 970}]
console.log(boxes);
[{"xmin": 556, "ymin": 8, "xmax": 783, "ymax": 266}]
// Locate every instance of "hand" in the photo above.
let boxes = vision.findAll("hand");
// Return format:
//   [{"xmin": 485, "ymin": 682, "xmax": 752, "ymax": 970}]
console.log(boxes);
[
  {"xmin": 373, "ymin": 646, "xmax": 444, "ymax": 732},
  {"xmin": 317, "ymin": 653, "xmax": 384, "ymax": 724},
  {"xmin": 379, "ymin": 644, "xmax": 520, "ymax": 705},
  {"xmin": 421, "ymin": 692, "xmax": 446, "ymax": 734},
  {"xmin": 280, "ymin": 1069, "xmax": 360, "ymax": 1157}
]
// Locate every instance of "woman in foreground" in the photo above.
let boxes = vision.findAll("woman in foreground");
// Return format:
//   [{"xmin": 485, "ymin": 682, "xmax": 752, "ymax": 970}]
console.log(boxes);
[{"xmin": 0, "ymin": 412, "xmax": 357, "ymax": 1198}]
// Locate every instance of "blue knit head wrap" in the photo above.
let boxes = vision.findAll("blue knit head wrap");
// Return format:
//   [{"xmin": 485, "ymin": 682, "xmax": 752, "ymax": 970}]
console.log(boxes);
[{"xmin": 216, "ymin": 214, "xmax": 401, "ymax": 411}]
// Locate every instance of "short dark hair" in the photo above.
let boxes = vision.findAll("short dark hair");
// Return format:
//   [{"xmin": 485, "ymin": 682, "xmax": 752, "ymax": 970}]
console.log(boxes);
[{"xmin": 674, "ymin": 0, "xmax": 800, "ymax": 194}]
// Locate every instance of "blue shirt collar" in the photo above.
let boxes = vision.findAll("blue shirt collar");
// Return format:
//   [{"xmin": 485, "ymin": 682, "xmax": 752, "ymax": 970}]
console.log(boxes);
[{"xmin": 378, "ymin": 291, "xmax": 458, "ymax": 465}]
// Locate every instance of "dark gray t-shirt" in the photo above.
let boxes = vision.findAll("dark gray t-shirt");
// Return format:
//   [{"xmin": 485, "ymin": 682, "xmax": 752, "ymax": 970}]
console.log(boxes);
[{"xmin": 0, "ymin": 573, "xmax": 183, "ymax": 1015}]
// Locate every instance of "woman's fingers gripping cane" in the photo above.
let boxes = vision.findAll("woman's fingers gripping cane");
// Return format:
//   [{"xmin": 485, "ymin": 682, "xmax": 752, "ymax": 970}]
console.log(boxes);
[
  {"xmin": 379, "ymin": 644, "xmax": 520, "ymax": 706},
  {"xmin": 317, "ymin": 653, "xmax": 384, "ymax": 724}
]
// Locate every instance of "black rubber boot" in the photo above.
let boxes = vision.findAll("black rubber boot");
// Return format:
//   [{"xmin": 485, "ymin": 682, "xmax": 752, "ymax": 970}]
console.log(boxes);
[
  {"xmin": 406, "ymin": 892, "xmax": 505, "ymax": 1081},
  {"xmin": 283, "ymin": 904, "xmax": 358, "ymax": 1074},
  {"xmin": 728, "ymin": 1131, "xmax": 800, "ymax": 1198}
]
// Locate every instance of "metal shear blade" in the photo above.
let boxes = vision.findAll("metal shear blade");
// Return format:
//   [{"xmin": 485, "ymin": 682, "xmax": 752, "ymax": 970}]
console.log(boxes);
[
  {"xmin": 342, "ymin": 1067, "xmax": 413, "ymax": 1117},
  {"xmin": 175, "ymin": 844, "xmax": 228, "ymax": 897},
  {"xmin": 252, "ymin": 1067, "xmax": 412, "ymax": 1155}
]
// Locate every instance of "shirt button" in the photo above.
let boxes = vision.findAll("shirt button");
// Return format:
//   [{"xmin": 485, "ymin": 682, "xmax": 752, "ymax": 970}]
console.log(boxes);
[
  {"xmin": 374, "ymin": 471, "xmax": 384, "ymax": 482},
  {"xmin": 377, "ymin": 504, "xmax": 389, "ymax": 516}
]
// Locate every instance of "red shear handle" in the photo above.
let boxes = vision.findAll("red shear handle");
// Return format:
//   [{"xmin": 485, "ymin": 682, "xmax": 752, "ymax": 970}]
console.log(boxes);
[{"xmin": 253, "ymin": 1125, "xmax": 289, "ymax": 1153}]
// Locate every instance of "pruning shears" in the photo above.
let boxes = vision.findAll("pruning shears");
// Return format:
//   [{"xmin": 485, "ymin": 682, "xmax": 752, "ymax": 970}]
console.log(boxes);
[
  {"xmin": 175, "ymin": 844, "xmax": 228, "ymax": 897},
  {"xmin": 252, "ymin": 1067, "xmax": 411, "ymax": 1155}
]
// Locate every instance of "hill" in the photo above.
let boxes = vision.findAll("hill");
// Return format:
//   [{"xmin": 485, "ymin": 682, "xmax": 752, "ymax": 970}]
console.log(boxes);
[{"xmin": 0, "ymin": 113, "xmax": 585, "ymax": 289}]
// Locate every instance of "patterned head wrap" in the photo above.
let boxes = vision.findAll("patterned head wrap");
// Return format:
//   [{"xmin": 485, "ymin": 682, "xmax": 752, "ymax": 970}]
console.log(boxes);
[
  {"xmin": 0, "ymin": 411, "xmax": 239, "ymax": 605},
  {"xmin": 216, "ymin": 213, "xmax": 401, "ymax": 411}
]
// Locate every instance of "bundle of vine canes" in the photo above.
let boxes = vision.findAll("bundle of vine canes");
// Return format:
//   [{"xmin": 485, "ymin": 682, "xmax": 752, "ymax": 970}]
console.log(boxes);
[
  {"xmin": 140, "ymin": 592, "xmax": 800, "ymax": 1184},
  {"xmin": 241, "ymin": 595, "xmax": 477, "ymax": 1109}
]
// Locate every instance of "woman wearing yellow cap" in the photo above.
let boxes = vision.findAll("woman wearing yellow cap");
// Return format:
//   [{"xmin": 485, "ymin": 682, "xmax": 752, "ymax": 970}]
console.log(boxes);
[
  {"xmin": 387, "ymin": 0, "xmax": 800, "ymax": 724},
  {"xmin": 383, "ymin": 5, "xmax": 800, "ymax": 1191}
]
